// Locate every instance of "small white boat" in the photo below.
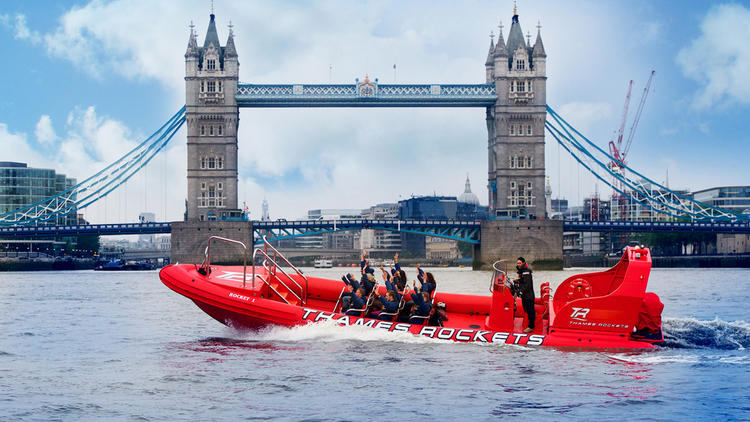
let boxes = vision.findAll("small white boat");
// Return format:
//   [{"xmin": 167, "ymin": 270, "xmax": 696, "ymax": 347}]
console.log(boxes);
[{"xmin": 314, "ymin": 259, "xmax": 333, "ymax": 268}]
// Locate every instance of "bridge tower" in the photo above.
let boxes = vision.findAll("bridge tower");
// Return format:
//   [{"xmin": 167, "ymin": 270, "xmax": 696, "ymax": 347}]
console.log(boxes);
[
  {"xmin": 184, "ymin": 12, "xmax": 240, "ymax": 221},
  {"xmin": 485, "ymin": 7, "xmax": 547, "ymax": 219}
]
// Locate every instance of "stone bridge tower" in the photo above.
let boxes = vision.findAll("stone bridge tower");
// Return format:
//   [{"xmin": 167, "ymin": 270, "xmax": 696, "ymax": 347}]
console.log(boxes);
[
  {"xmin": 184, "ymin": 12, "xmax": 240, "ymax": 221},
  {"xmin": 485, "ymin": 7, "xmax": 547, "ymax": 219}
]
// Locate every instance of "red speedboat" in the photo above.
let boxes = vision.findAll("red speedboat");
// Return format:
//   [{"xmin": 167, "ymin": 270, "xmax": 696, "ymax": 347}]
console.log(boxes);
[{"xmin": 159, "ymin": 237, "xmax": 664, "ymax": 349}]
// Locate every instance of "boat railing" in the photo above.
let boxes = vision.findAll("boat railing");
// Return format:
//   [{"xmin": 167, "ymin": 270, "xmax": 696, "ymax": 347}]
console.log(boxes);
[
  {"xmin": 252, "ymin": 273, "xmax": 293, "ymax": 305},
  {"xmin": 490, "ymin": 260, "xmax": 510, "ymax": 293},
  {"xmin": 252, "ymin": 235, "xmax": 308, "ymax": 304},
  {"xmin": 333, "ymin": 286, "xmax": 346, "ymax": 313},
  {"xmin": 200, "ymin": 236, "xmax": 248, "ymax": 285},
  {"xmin": 251, "ymin": 247, "xmax": 304, "ymax": 303}
]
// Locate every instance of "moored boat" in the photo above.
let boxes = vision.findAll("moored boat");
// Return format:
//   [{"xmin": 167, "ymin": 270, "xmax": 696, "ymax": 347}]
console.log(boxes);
[
  {"xmin": 159, "ymin": 237, "xmax": 664, "ymax": 349},
  {"xmin": 313, "ymin": 258, "xmax": 333, "ymax": 268}
]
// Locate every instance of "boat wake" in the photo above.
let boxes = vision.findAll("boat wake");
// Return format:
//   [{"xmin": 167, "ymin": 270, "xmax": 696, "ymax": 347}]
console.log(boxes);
[
  {"xmin": 661, "ymin": 317, "xmax": 749, "ymax": 350},
  {"xmin": 234, "ymin": 321, "xmax": 442, "ymax": 345}
]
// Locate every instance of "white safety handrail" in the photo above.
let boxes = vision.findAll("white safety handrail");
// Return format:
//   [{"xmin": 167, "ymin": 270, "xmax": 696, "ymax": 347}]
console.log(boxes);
[
  {"xmin": 251, "ymin": 235, "xmax": 308, "ymax": 304},
  {"xmin": 201, "ymin": 236, "xmax": 247, "ymax": 285}
]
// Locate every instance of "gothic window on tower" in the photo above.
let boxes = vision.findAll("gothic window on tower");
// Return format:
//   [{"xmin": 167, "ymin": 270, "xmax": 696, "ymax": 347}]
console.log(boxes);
[
  {"xmin": 527, "ymin": 157, "xmax": 533, "ymax": 168},
  {"xmin": 517, "ymin": 81, "xmax": 525, "ymax": 92},
  {"xmin": 510, "ymin": 125, "xmax": 515, "ymax": 135},
  {"xmin": 209, "ymin": 126, "xmax": 214, "ymax": 136},
  {"xmin": 527, "ymin": 125, "xmax": 532, "ymax": 135},
  {"xmin": 208, "ymin": 157, "xmax": 216, "ymax": 169},
  {"xmin": 200, "ymin": 158, "xmax": 206, "ymax": 169},
  {"xmin": 516, "ymin": 60, "xmax": 526, "ymax": 71},
  {"xmin": 200, "ymin": 81, "xmax": 205, "ymax": 92},
  {"xmin": 207, "ymin": 59, "xmax": 216, "ymax": 70},
  {"xmin": 218, "ymin": 182, "xmax": 223, "ymax": 190},
  {"xmin": 218, "ymin": 125, "xmax": 222, "ymax": 135},
  {"xmin": 201, "ymin": 126, "xmax": 205, "ymax": 136},
  {"xmin": 201, "ymin": 182, "xmax": 206, "ymax": 190},
  {"xmin": 207, "ymin": 81, "xmax": 216, "ymax": 92},
  {"xmin": 218, "ymin": 81, "xmax": 222, "ymax": 92},
  {"xmin": 217, "ymin": 157, "xmax": 223, "ymax": 169}
]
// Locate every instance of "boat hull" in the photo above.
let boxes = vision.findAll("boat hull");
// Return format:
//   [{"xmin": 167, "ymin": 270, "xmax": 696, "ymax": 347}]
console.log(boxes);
[{"xmin": 159, "ymin": 253, "xmax": 660, "ymax": 350}]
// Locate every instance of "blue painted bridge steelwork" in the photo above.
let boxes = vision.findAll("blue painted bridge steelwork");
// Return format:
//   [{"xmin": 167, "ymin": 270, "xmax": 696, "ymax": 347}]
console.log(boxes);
[
  {"xmin": 0, "ymin": 222, "xmax": 173, "ymax": 237},
  {"xmin": 562, "ymin": 220, "xmax": 750, "ymax": 233},
  {"xmin": 1, "ymin": 219, "xmax": 748, "ymax": 240},
  {"xmin": 235, "ymin": 83, "xmax": 497, "ymax": 107},
  {"xmin": 253, "ymin": 219, "xmax": 482, "ymax": 245}
]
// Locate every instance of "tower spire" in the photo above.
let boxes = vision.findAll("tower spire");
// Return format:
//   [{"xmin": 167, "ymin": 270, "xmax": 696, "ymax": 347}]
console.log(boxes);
[
  {"xmin": 210, "ymin": 0, "xmax": 214, "ymax": 16},
  {"xmin": 513, "ymin": 0, "xmax": 517, "ymax": 16}
]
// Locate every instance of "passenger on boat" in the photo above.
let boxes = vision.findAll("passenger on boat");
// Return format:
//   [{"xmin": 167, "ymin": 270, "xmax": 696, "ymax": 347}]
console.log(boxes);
[
  {"xmin": 374, "ymin": 289, "xmax": 400, "ymax": 320},
  {"xmin": 428, "ymin": 301, "xmax": 449, "ymax": 327},
  {"xmin": 409, "ymin": 291, "xmax": 432, "ymax": 324},
  {"xmin": 345, "ymin": 288, "xmax": 367, "ymax": 316},
  {"xmin": 360, "ymin": 273, "xmax": 376, "ymax": 296},
  {"xmin": 382, "ymin": 274, "xmax": 403, "ymax": 304},
  {"xmin": 416, "ymin": 270, "xmax": 436, "ymax": 298},
  {"xmin": 515, "ymin": 257, "xmax": 536, "ymax": 333},
  {"xmin": 368, "ymin": 299, "xmax": 384, "ymax": 319},
  {"xmin": 389, "ymin": 253, "xmax": 407, "ymax": 291},
  {"xmin": 340, "ymin": 274, "xmax": 361, "ymax": 312},
  {"xmin": 360, "ymin": 250, "xmax": 375, "ymax": 276}
]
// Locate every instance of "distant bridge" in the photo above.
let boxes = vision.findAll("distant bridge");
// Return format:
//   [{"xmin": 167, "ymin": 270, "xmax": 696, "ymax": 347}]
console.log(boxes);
[{"xmin": 1, "ymin": 219, "xmax": 748, "ymax": 240}]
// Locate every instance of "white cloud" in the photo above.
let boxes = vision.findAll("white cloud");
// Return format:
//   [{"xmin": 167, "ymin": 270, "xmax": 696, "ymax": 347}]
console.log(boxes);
[
  {"xmin": 1, "ymin": 108, "xmax": 187, "ymax": 224},
  {"xmin": 13, "ymin": 13, "xmax": 41, "ymax": 43},
  {"xmin": 8, "ymin": 1, "xmax": 735, "ymax": 217},
  {"xmin": 677, "ymin": 3, "xmax": 750, "ymax": 108},
  {"xmin": 0, "ymin": 13, "xmax": 42, "ymax": 43},
  {"xmin": 556, "ymin": 102, "xmax": 613, "ymax": 134},
  {"xmin": 0, "ymin": 123, "xmax": 50, "ymax": 167},
  {"xmin": 34, "ymin": 115, "xmax": 56, "ymax": 144}
]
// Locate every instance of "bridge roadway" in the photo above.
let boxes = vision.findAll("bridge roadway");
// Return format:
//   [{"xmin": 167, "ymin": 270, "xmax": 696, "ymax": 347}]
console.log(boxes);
[{"xmin": 0, "ymin": 219, "xmax": 749, "ymax": 239}]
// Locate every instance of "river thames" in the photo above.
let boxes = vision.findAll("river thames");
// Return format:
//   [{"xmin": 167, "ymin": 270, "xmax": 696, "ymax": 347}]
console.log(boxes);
[{"xmin": 1, "ymin": 266, "xmax": 748, "ymax": 420}]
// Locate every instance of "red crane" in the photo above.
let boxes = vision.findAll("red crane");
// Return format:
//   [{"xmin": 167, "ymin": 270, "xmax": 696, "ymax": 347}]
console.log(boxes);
[
  {"xmin": 609, "ymin": 80, "xmax": 632, "ymax": 168},
  {"xmin": 609, "ymin": 70, "xmax": 655, "ymax": 220},
  {"xmin": 609, "ymin": 71, "xmax": 655, "ymax": 169}
]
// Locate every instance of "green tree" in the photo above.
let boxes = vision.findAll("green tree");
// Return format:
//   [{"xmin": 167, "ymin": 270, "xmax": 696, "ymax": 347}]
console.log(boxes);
[{"xmin": 76, "ymin": 234, "xmax": 101, "ymax": 256}]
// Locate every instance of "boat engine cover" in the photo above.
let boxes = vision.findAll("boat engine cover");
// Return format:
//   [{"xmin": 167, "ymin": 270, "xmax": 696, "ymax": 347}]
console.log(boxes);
[{"xmin": 635, "ymin": 292, "xmax": 663, "ymax": 333}]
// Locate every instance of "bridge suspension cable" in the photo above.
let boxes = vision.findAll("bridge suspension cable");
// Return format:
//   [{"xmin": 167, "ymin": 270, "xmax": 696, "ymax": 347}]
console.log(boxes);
[
  {"xmin": 0, "ymin": 107, "xmax": 186, "ymax": 226},
  {"xmin": 545, "ymin": 105, "xmax": 746, "ymax": 222}
]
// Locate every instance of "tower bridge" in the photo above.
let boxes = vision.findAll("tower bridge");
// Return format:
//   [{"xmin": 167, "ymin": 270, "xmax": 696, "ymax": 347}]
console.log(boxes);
[
  {"xmin": 2, "ymin": 6, "xmax": 747, "ymax": 269},
  {"xmin": 184, "ymin": 9, "xmax": 546, "ymax": 223}
]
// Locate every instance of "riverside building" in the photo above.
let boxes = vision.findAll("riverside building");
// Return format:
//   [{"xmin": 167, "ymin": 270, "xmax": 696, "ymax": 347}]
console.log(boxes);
[{"xmin": 0, "ymin": 162, "xmax": 77, "ymax": 225}]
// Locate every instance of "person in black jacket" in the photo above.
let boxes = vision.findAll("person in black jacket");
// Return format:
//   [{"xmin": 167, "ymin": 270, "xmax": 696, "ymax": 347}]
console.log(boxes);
[{"xmin": 515, "ymin": 257, "xmax": 535, "ymax": 333}]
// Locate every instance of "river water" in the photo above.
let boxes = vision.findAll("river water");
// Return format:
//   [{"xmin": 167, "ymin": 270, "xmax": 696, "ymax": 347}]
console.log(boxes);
[{"xmin": 1, "ymin": 266, "xmax": 748, "ymax": 421}]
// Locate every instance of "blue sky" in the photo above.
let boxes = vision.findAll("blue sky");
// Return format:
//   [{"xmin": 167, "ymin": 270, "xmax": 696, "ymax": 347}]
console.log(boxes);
[{"xmin": 1, "ymin": 0, "xmax": 748, "ymax": 223}]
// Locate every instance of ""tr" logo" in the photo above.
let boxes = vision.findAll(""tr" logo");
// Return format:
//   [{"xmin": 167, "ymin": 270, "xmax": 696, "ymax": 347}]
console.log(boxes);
[{"xmin": 570, "ymin": 307, "xmax": 590, "ymax": 320}]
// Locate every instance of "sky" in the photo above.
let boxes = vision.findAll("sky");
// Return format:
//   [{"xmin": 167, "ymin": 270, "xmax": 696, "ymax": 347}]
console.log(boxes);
[{"xmin": 1, "ymin": 0, "xmax": 748, "ymax": 223}]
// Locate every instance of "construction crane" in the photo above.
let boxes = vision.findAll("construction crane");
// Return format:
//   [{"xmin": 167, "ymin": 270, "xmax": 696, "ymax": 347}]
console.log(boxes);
[
  {"xmin": 608, "ymin": 80, "xmax": 633, "ymax": 168},
  {"xmin": 609, "ymin": 70, "xmax": 655, "ymax": 169},
  {"xmin": 609, "ymin": 70, "xmax": 655, "ymax": 221}
]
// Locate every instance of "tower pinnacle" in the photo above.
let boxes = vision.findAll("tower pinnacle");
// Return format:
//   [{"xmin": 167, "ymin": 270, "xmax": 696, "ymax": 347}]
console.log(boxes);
[{"xmin": 513, "ymin": 0, "xmax": 517, "ymax": 16}]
